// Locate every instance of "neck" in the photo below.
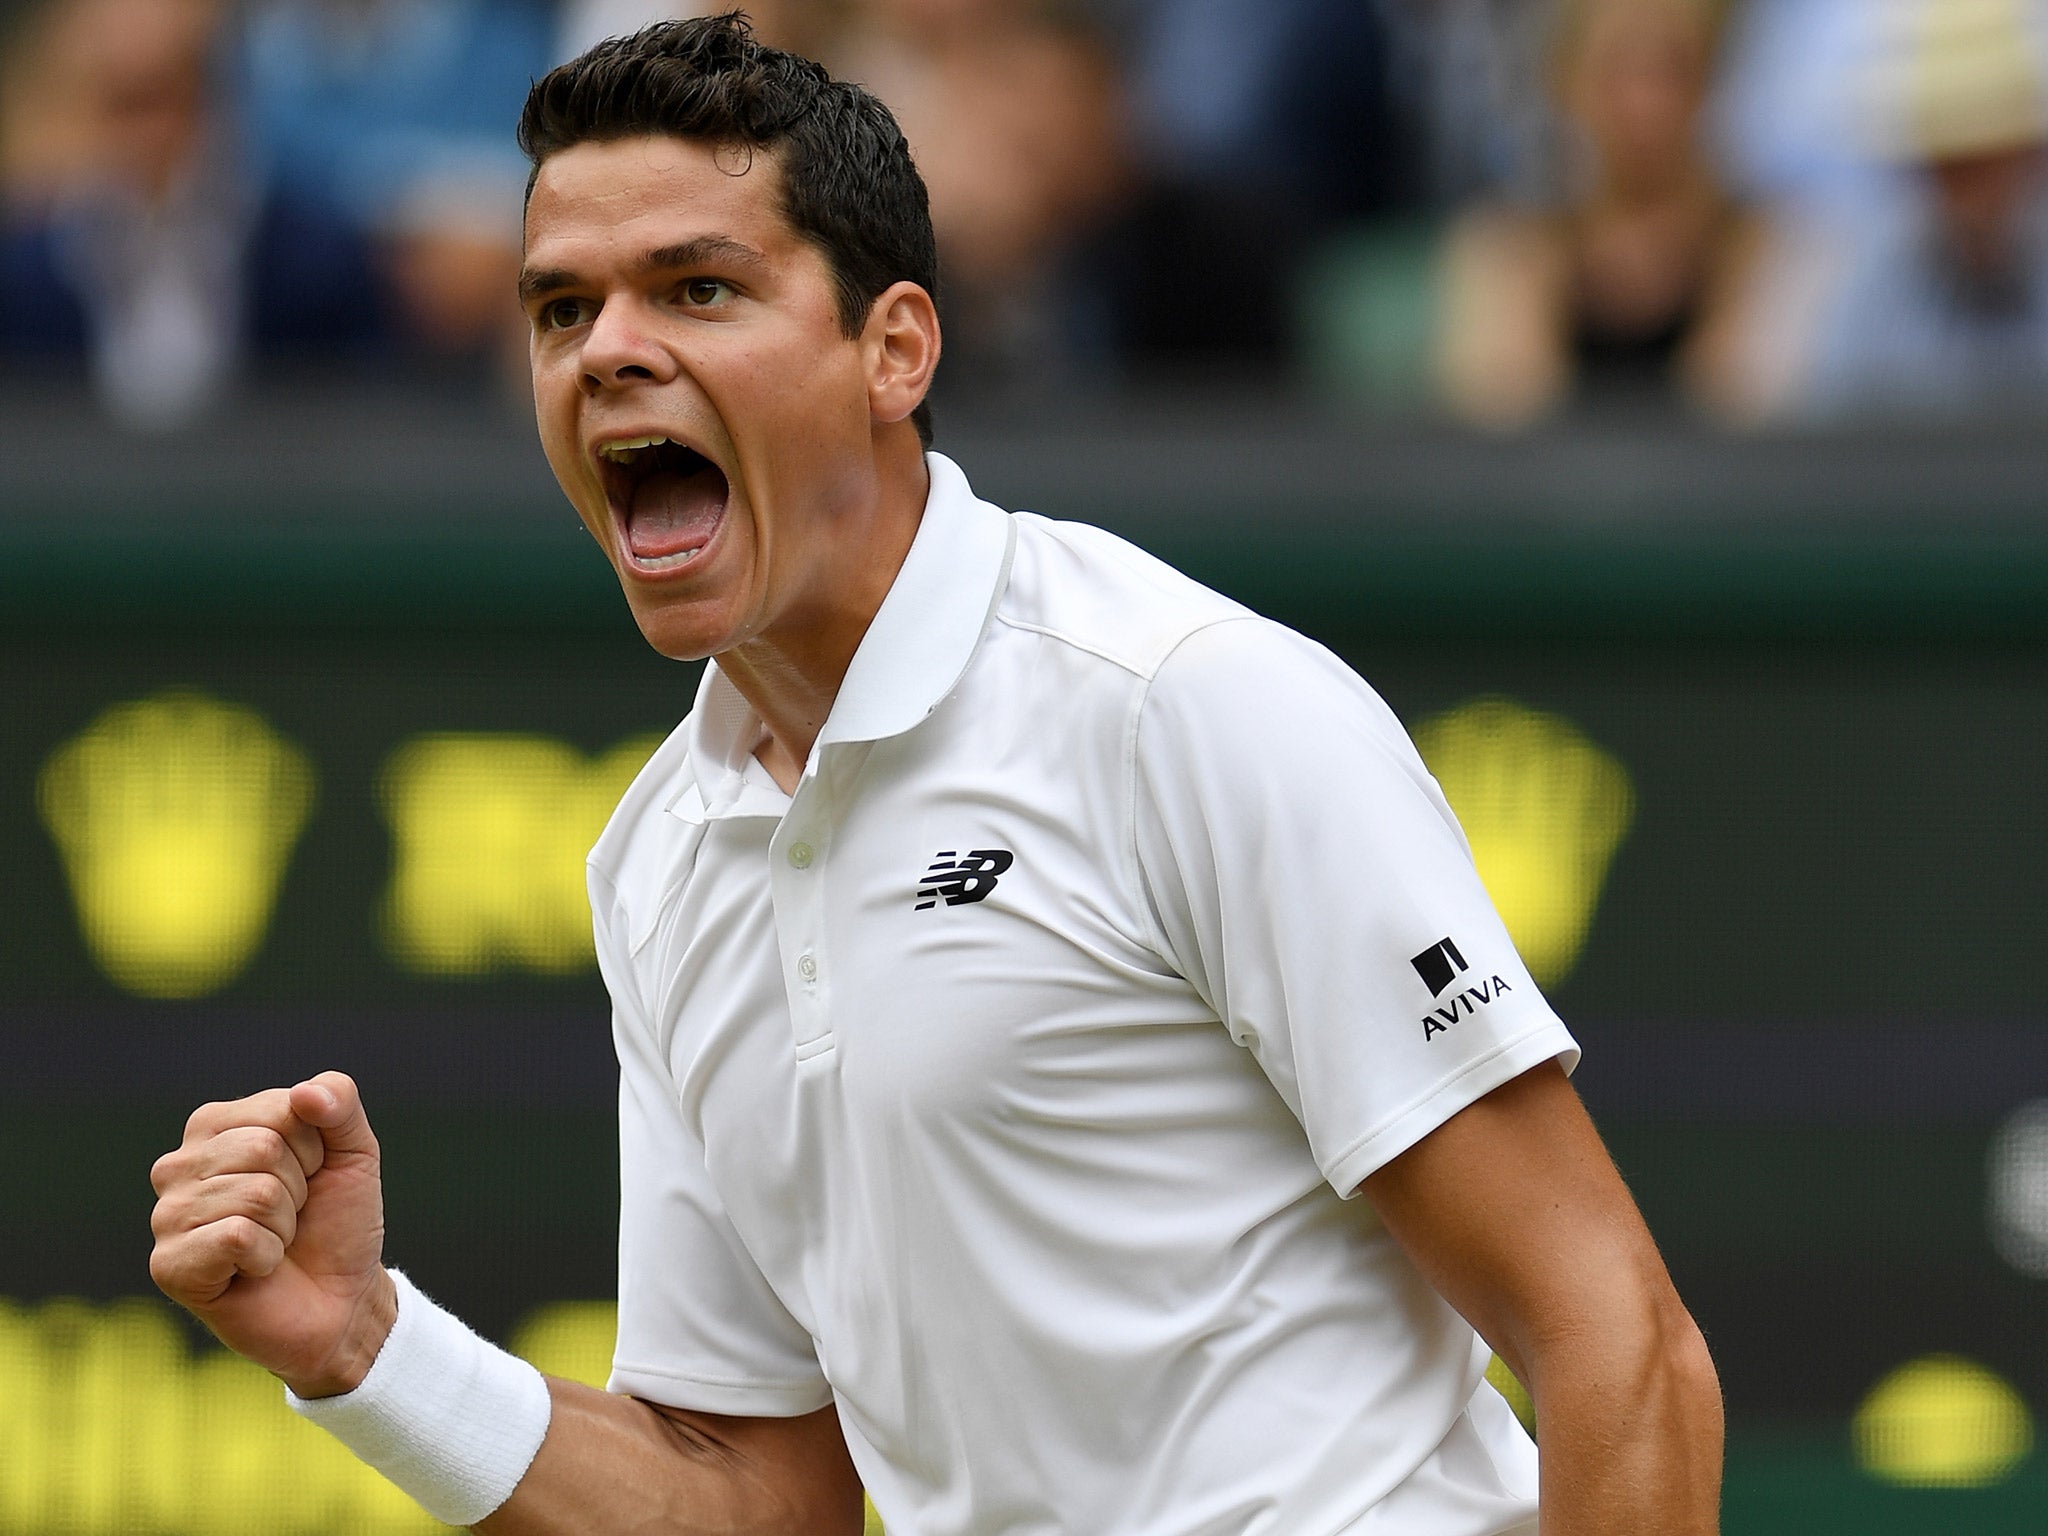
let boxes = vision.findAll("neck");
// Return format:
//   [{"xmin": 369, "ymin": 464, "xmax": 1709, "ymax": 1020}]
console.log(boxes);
[{"xmin": 719, "ymin": 442, "xmax": 930, "ymax": 793}]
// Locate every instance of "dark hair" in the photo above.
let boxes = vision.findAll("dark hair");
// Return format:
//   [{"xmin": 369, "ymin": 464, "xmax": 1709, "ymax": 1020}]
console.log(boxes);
[{"xmin": 519, "ymin": 12, "xmax": 937, "ymax": 446}]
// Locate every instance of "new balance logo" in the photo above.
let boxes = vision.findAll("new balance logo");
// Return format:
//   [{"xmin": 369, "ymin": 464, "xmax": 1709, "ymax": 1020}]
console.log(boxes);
[
  {"xmin": 915, "ymin": 848, "xmax": 1014, "ymax": 910},
  {"xmin": 1410, "ymin": 937, "xmax": 1469, "ymax": 998}
]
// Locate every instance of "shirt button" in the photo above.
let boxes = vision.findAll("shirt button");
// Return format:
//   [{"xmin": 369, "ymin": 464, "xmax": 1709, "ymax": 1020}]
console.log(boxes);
[
  {"xmin": 797, "ymin": 952, "xmax": 818, "ymax": 981},
  {"xmin": 788, "ymin": 841, "xmax": 815, "ymax": 869}
]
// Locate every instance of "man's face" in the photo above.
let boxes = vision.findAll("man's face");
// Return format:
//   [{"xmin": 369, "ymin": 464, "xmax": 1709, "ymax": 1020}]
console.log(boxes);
[
  {"xmin": 522, "ymin": 135, "xmax": 881, "ymax": 662},
  {"xmin": 1566, "ymin": 8, "xmax": 1708, "ymax": 194}
]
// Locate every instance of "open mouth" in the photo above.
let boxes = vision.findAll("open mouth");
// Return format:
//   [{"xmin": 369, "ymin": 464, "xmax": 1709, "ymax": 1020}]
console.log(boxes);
[{"xmin": 596, "ymin": 435, "xmax": 730, "ymax": 573}]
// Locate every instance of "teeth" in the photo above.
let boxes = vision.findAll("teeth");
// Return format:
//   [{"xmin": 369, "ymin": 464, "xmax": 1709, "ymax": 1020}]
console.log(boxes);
[
  {"xmin": 635, "ymin": 546, "xmax": 702, "ymax": 570},
  {"xmin": 598, "ymin": 434, "xmax": 671, "ymax": 462}
]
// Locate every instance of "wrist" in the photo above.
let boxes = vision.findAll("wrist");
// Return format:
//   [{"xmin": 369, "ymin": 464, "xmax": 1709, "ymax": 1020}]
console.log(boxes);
[
  {"xmin": 285, "ymin": 1268, "xmax": 553, "ymax": 1527},
  {"xmin": 284, "ymin": 1267, "xmax": 399, "ymax": 1400}
]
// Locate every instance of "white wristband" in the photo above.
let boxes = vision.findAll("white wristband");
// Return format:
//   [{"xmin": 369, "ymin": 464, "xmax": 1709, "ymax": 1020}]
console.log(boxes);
[{"xmin": 286, "ymin": 1269, "xmax": 553, "ymax": 1526}]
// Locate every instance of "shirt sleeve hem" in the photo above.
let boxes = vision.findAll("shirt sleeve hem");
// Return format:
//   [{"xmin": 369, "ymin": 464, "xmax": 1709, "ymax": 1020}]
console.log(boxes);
[
  {"xmin": 1324, "ymin": 1023, "xmax": 1583, "ymax": 1198},
  {"xmin": 606, "ymin": 1362, "xmax": 836, "ymax": 1418}
]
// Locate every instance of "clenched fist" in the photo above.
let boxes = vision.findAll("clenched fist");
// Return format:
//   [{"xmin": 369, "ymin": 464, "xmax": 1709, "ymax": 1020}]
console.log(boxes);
[{"xmin": 149, "ymin": 1070, "xmax": 396, "ymax": 1399}]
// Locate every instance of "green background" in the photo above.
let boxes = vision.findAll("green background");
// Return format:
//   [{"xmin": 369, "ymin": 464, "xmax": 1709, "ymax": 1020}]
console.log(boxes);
[{"xmin": 4, "ymin": 397, "xmax": 2046, "ymax": 1529}]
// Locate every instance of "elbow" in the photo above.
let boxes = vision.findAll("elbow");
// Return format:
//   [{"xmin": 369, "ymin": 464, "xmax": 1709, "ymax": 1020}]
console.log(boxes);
[
  {"xmin": 1519, "ymin": 1289, "xmax": 1726, "ymax": 1533},
  {"xmin": 1630, "ymin": 1294, "xmax": 1726, "ymax": 1516},
  {"xmin": 1650, "ymin": 1293, "xmax": 1724, "ymax": 1431},
  {"xmin": 1589, "ymin": 1284, "xmax": 1726, "ymax": 1459},
  {"xmin": 1524, "ymin": 1276, "xmax": 1724, "ymax": 1438}
]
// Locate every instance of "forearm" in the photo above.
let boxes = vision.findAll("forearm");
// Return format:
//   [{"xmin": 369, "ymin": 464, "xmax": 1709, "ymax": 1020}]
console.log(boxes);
[
  {"xmin": 289, "ymin": 1273, "xmax": 862, "ymax": 1535},
  {"xmin": 477, "ymin": 1383, "xmax": 865, "ymax": 1536},
  {"xmin": 1522, "ymin": 1301, "xmax": 1724, "ymax": 1536}
]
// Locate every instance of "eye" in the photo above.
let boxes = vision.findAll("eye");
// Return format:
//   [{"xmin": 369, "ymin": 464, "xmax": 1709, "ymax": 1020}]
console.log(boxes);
[
  {"xmin": 681, "ymin": 278, "xmax": 731, "ymax": 307},
  {"xmin": 537, "ymin": 296, "xmax": 594, "ymax": 331}
]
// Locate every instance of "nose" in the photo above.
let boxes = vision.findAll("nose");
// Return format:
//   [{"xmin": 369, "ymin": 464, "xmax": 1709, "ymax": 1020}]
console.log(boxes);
[{"xmin": 579, "ymin": 299, "xmax": 676, "ymax": 394}]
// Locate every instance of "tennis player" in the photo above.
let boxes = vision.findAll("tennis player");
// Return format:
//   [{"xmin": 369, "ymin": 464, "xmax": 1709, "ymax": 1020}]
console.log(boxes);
[{"xmin": 148, "ymin": 16, "xmax": 1722, "ymax": 1534}]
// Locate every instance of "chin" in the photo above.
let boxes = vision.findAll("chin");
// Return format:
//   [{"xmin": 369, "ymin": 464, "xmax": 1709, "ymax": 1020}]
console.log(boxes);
[
  {"xmin": 633, "ymin": 619, "xmax": 723, "ymax": 663},
  {"xmin": 624, "ymin": 599, "xmax": 730, "ymax": 664}
]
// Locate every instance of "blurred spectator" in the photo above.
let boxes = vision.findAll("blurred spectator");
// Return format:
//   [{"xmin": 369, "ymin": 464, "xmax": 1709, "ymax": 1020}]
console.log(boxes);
[
  {"xmin": 1110, "ymin": 0, "xmax": 1410, "ymax": 377},
  {"xmin": 822, "ymin": 0, "xmax": 1123, "ymax": 392},
  {"xmin": 559, "ymin": 0, "xmax": 681, "ymax": 53},
  {"xmin": 1710, "ymin": 0, "xmax": 1902, "ymax": 214},
  {"xmin": 233, "ymin": 0, "xmax": 556, "ymax": 373},
  {"xmin": 1433, "ymin": 0, "xmax": 1762, "ymax": 428},
  {"xmin": 0, "ymin": 0, "xmax": 384, "ymax": 428},
  {"xmin": 559, "ymin": 1, "xmax": 829, "ymax": 57},
  {"xmin": 1734, "ymin": 0, "xmax": 2048, "ymax": 422},
  {"xmin": 1379, "ymin": 0, "xmax": 1567, "ymax": 207}
]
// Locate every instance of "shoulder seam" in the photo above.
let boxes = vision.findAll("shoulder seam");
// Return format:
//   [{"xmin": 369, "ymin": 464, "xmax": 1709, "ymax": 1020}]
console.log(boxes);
[
  {"xmin": 995, "ymin": 608, "xmax": 1263, "ymax": 684},
  {"xmin": 992, "ymin": 612, "xmax": 1150, "ymax": 679},
  {"xmin": 1142, "ymin": 611, "xmax": 1271, "ymax": 690}
]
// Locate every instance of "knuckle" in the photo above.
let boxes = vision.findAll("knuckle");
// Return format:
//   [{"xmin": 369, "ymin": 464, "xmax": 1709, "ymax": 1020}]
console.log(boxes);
[
  {"xmin": 185, "ymin": 1089, "xmax": 291, "ymax": 1145},
  {"xmin": 224, "ymin": 1215, "xmax": 283, "ymax": 1274},
  {"xmin": 183, "ymin": 1101, "xmax": 226, "ymax": 1141},
  {"xmin": 149, "ymin": 1149, "xmax": 184, "ymax": 1195},
  {"xmin": 206, "ymin": 1175, "xmax": 291, "ymax": 1231},
  {"xmin": 181, "ymin": 1122, "xmax": 297, "ymax": 1183},
  {"xmin": 148, "ymin": 1235, "xmax": 213, "ymax": 1301},
  {"xmin": 228, "ymin": 1124, "xmax": 289, "ymax": 1167},
  {"xmin": 262, "ymin": 1127, "xmax": 304, "ymax": 1176},
  {"xmin": 245, "ymin": 1178, "xmax": 295, "ymax": 1226}
]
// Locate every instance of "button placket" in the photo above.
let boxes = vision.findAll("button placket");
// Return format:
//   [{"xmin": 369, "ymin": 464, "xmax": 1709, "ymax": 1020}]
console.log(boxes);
[{"xmin": 772, "ymin": 789, "xmax": 832, "ymax": 1053}]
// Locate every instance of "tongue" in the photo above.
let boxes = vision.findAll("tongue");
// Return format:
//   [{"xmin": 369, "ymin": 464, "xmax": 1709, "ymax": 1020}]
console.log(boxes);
[{"xmin": 626, "ymin": 467, "xmax": 727, "ymax": 559}]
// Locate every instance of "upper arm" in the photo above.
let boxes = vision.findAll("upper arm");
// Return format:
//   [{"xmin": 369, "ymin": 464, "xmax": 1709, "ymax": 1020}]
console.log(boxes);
[
  {"xmin": 1358, "ymin": 1060, "xmax": 1693, "ymax": 1391},
  {"xmin": 1133, "ymin": 620, "xmax": 1580, "ymax": 1197}
]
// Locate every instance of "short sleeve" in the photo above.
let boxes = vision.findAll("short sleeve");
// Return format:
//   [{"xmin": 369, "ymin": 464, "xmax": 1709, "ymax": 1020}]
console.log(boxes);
[
  {"xmin": 594, "ymin": 872, "xmax": 833, "ymax": 1416},
  {"xmin": 1133, "ymin": 618, "xmax": 1580, "ymax": 1197}
]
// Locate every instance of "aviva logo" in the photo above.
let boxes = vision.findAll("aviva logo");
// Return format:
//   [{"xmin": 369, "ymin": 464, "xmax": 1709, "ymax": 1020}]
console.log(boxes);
[{"xmin": 1420, "ymin": 971, "xmax": 1514, "ymax": 1042}]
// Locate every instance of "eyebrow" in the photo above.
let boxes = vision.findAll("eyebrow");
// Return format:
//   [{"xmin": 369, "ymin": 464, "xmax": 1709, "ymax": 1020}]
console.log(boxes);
[{"xmin": 517, "ymin": 236, "xmax": 771, "ymax": 303}]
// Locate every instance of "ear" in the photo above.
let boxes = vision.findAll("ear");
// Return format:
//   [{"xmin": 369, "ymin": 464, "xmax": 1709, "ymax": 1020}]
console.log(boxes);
[{"xmin": 862, "ymin": 281, "xmax": 941, "ymax": 429}]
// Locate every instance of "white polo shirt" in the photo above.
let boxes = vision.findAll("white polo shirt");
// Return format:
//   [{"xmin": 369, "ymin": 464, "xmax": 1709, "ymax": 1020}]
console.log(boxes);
[{"xmin": 588, "ymin": 453, "xmax": 1579, "ymax": 1536}]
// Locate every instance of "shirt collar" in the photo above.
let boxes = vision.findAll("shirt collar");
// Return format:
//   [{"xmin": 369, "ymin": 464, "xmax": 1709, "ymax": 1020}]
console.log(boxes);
[{"xmin": 672, "ymin": 451, "xmax": 1014, "ymax": 822}]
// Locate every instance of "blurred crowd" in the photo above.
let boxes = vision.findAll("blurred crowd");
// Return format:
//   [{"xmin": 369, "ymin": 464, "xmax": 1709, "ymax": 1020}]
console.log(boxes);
[{"xmin": 3, "ymin": 0, "xmax": 2048, "ymax": 430}]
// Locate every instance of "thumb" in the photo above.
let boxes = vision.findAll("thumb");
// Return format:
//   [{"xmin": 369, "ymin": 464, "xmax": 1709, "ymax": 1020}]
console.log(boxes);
[{"xmin": 288, "ymin": 1071, "xmax": 380, "ymax": 1164}]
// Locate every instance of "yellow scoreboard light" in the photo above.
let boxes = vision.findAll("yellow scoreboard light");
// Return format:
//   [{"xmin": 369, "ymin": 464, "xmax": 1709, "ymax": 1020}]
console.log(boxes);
[
  {"xmin": 0, "ymin": 1292, "xmax": 886, "ymax": 1536},
  {"xmin": 0, "ymin": 1296, "xmax": 439, "ymax": 1533},
  {"xmin": 1412, "ymin": 697, "xmax": 1635, "ymax": 990},
  {"xmin": 1854, "ymin": 1354, "xmax": 2034, "ymax": 1489},
  {"xmin": 36, "ymin": 691, "xmax": 314, "ymax": 1000},
  {"xmin": 376, "ymin": 732, "xmax": 661, "ymax": 976}
]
